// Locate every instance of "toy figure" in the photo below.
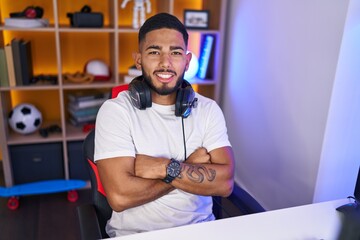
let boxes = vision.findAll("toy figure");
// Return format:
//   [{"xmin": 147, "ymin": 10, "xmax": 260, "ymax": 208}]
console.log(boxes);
[{"xmin": 121, "ymin": 0, "xmax": 151, "ymax": 29}]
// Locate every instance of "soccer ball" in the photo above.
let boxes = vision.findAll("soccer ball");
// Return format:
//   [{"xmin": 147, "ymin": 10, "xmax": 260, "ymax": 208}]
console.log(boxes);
[{"xmin": 8, "ymin": 103, "xmax": 43, "ymax": 135}]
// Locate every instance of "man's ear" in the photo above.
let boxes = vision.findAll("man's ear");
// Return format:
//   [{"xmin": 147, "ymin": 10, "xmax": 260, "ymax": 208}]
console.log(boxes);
[
  {"xmin": 185, "ymin": 51, "xmax": 192, "ymax": 71},
  {"xmin": 134, "ymin": 52, "xmax": 142, "ymax": 69}
]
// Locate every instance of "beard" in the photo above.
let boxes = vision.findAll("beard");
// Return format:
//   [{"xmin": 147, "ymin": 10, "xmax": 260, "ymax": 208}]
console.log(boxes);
[{"xmin": 142, "ymin": 68, "xmax": 184, "ymax": 96}]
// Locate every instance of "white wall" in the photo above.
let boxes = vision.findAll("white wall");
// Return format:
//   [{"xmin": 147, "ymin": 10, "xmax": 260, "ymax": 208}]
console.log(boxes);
[
  {"xmin": 313, "ymin": 0, "xmax": 360, "ymax": 202},
  {"xmin": 221, "ymin": 0, "xmax": 354, "ymax": 210}
]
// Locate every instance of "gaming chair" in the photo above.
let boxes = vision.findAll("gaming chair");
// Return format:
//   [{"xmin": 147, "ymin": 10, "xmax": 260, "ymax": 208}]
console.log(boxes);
[
  {"xmin": 76, "ymin": 83, "xmax": 266, "ymax": 240},
  {"xmin": 76, "ymin": 85, "xmax": 128, "ymax": 239}
]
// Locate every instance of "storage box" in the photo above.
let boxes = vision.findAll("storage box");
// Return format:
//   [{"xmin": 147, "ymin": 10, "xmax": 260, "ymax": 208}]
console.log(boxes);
[
  {"xmin": 10, "ymin": 143, "xmax": 64, "ymax": 184},
  {"xmin": 67, "ymin": 141, "xmax": 90, "ymax": 180}
]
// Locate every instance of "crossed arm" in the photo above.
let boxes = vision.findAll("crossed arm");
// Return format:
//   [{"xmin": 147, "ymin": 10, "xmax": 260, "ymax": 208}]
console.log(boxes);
[{"xmin": 97, "ymin": 146, "xmax": 235, "ymax": 212}]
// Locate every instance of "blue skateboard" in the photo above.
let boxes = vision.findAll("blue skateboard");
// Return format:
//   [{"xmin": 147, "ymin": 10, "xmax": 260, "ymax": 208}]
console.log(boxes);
[{"xmin": 0, "ymin": 179, "xmax": 86, "ymax": 210}]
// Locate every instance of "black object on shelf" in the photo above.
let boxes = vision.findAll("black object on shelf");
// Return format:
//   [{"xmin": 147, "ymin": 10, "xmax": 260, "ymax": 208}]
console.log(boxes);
[
  {"xmin": 39, "ymin": 124, "xmax": 62, "ymax": 138},
  {"xmin": 67, "ymin": 5, "xmax": 103, "ymax": 28},
  {"xmin": 10, "ymin": 6, "xmax": 44, "ymax": 19}
]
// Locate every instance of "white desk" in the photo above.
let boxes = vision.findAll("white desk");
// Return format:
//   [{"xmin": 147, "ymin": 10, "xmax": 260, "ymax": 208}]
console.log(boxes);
[{"xmin": 115, "ymin": 198, "xmax": 352, "ymax": 240}]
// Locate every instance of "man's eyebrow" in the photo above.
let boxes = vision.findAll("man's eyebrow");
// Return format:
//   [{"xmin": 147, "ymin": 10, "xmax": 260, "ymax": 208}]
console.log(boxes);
[
  {"xmin": 170, "ymin": 46, "xmax": 185, "ymax": 51},
  {"xmin": 145, "ymin": 45, "xmax": 185, "ymax": 51},
  {"xmin": 145, "ymin": 45, "xmax": 161, "ymax": 51}
]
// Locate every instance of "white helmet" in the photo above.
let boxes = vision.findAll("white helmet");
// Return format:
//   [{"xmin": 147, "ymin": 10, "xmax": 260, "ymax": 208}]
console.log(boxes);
[{"xmin": 85, "ymin": 59, "xmax": 111, "ymax": 81}]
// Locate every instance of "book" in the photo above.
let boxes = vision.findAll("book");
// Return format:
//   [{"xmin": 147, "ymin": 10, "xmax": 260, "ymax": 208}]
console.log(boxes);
[
  {"xmin": 4, "ymin": 44, "xmax": 16, "ymax": 87},
  {"xmin": 68, "ymin": 98, "xmax": 107, "ymax": 110},
  {"xmin": 4, "ymin": 18, "xmax": 49, "ymax": 28},
  {"xmin": 19, "ymin": 40, "xmax": 34, "ymax": 85},
  {"xmin": 70, "ymin": 114, "xmax": 97, "ymax": 123},
  {"xmin": 0, "ymin": 48, "xmax": 9, "ymax": 87},
  {"xmin": 197, "ymin": 35, "xmax": 215, "ymax": 79},
  {"xmin": 67, "ymin": 91, "xmax": 110, "ymax": 103},
  {"xmin": 68, "ymin": 106, "xmax": 100, "ymax": 118},
  {"xmin": 69, "ymin": 117, "xmax": 96, "ymax": 126},
  {"xmin": 11, "ymin": 38, "xmax": 23, "ymax": 86},
  {"xmin": 67, "ymin": 91, "xmax": 109, "ymax": 110}
]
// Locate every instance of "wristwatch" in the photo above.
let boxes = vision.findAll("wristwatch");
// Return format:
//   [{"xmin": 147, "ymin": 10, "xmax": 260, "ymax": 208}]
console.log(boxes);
[{"xmin": 163, "ymin": 158, "xmax": 181, "ymax": 183}]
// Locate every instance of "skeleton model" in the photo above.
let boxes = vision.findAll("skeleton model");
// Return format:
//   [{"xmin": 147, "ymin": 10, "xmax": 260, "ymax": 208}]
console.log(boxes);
[{"xmin": 121, "ymin": 0, "xmax": 151, "ymax": 29}]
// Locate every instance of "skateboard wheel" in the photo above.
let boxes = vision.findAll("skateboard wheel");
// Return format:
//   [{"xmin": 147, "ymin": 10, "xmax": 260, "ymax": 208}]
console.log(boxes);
[
  {"xmin": 67, "ymin": 190, "xmax": 78, "ymax": 202},
  {"xmin": 7, "ymin": 197, "xmax": 19, "ymax": 210}
]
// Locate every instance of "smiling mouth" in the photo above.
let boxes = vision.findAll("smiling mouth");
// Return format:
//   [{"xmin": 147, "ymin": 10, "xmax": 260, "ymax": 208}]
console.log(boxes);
[{"xmin": 155, "ymin": 71, "xmax": 176, "ymax": 83}]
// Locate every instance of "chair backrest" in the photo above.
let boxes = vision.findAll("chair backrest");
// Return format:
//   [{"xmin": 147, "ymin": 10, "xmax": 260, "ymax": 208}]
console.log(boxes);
[
  {"xmin": 111, "ymin": 84, "xmax": 129, "ymax": 98},
  {"xmin": 82, "ymin": 84, "xmax": 129, "ymax": 238},
  {"xmin": 83, "ymin": 129, "xmax": 111, "ymax": 238}
]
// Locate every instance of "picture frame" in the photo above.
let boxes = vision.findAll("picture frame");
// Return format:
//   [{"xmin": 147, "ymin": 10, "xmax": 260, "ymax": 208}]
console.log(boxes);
[{"xmin": 184, "ymin": 10, "xmax": 209, "ymax": 29}]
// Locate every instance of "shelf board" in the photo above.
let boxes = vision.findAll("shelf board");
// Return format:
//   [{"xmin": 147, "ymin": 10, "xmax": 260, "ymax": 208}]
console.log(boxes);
[
  {"xmin": 7, "ymin": 131, "xmax": 63, "ymax": 145},
  {"xmin": 0, "ymin": 25, "xmax": 56, "ymax": 32},
  {"xmin": 187, "ymin": 29, "xmax": 220, "ymax": 35},
  {"xmin": 188, "ymin": 78, "xmax": 217, "ymax": 85},
  {"xmin": 0, "ymin": 85, "xmax": 59, "ymax": 91},
  {"xmin": 58, "ymin": 26, "xmax": 116, "ymax": 33},
  {"xmin": 62, "ymin": 81, "xmax": 116, "ymax": 90},
  {"xmin": 65, "ymin": 123, "xmax": 90, "ymax": 141},
  {"xmin": 117, "ymin": 27, "xmax": 140, "ymax": 33}
]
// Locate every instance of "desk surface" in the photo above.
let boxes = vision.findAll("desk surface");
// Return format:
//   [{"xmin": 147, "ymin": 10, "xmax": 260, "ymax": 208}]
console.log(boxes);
[{"xmin": 115, "ymin": 198, "xmax": 351, "ymax": 240}]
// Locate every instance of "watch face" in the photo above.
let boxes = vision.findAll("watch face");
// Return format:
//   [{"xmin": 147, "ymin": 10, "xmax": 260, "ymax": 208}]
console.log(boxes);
[{"xmin": 167, "ymin": 161, "xmax": 181, "ymax": 177}]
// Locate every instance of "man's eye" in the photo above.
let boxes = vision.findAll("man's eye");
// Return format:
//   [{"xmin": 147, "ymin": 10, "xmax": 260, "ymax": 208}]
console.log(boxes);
[
  {"xmin": 172, "ymin": 51, "xmax": 182, "ymax": 55},
  {"xmin": 149, "ymin": 51, "xmax": 159, "ymax": 55}
]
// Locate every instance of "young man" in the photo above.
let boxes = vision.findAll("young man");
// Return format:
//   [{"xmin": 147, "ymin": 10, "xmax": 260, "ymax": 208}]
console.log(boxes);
[{"xmin": 94, "ymin": 13, "xmax": 235, "ymax": 237}]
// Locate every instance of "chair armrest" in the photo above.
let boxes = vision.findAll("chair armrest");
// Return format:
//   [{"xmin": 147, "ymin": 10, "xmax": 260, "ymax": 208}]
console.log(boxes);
[
  {"xmin": 76, "ymin": 204, "xmax": 103, "ymax": 240},
  {"xmin": 227, "ymin": 184, "xmax": 266, "ymax": 215}
]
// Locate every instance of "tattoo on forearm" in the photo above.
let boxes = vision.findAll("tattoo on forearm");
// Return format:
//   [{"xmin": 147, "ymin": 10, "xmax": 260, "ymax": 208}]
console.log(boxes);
[{"xmin": 178, "ymin": 164, "xmax": 216, "ymax": 183}]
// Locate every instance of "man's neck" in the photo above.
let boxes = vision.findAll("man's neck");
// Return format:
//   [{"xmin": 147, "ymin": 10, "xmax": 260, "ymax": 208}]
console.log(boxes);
[{"xmin": 151, "ymin": 91, "xmax": 177, "ymax": 105}]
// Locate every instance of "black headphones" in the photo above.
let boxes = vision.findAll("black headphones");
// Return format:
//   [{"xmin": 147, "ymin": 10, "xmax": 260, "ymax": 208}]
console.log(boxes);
[
  {"xmin": 128, "ymin": 76, "xmax": 198, "ymax": 118},
  {"xmin": 10, "ymin": 6, "xmax": 44, "ymax": 19}
]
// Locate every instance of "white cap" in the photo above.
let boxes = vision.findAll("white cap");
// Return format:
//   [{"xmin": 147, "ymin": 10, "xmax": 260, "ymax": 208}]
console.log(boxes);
[{"xmin": 85, "ymin": 59, "xmax": 111, "ymax": 81}]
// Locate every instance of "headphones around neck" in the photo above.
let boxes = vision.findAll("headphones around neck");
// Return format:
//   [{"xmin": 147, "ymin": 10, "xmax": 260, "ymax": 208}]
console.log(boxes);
[{"xmin": 128, "ymin": 76, "xmax": 198, "ymax": 118}]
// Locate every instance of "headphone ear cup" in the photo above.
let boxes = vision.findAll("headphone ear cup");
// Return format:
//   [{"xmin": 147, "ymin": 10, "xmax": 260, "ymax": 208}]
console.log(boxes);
[
  {"xmin": 175, "ymin": 80, "xmax": 195, "ymax": 118},
  {"xmin": 34, "ymin": 6, "xmax": 44, "ymax": 18},
  {"xmin": 24, "ymin": 6, "xmax": 44, "ymax": 18},
  {"xmin": 129, "ymin": 76, "xmax": 152, "ymax": 109}
]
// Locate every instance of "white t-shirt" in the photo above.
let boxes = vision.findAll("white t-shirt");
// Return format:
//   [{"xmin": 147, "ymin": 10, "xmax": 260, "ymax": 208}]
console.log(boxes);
[{"xmin": 94, "ymin": 90, "xmax": 231, "ymax": 237}]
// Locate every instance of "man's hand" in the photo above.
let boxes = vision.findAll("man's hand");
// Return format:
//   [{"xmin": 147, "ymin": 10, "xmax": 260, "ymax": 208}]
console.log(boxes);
[{"xmin": 186, "ymin": 147, "xmax": 211, "ymax": 164}]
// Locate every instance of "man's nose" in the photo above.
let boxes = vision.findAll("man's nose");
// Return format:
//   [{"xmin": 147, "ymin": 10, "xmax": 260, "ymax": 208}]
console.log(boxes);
[{"xmin": 160, "ymin": 54, "xmax": 171, "ymax": 68}]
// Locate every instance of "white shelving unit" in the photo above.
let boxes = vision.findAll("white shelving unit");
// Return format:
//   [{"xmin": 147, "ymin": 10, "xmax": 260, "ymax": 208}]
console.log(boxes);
[{"xmin": 0, "ymin": 0, "xmax": 228, "ymax": 187}]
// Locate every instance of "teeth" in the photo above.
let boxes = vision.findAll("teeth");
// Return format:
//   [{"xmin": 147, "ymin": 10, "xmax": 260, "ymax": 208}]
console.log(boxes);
[{"xmin": 157, "ymin": 73, "xmax": 172, "ymax": 79}]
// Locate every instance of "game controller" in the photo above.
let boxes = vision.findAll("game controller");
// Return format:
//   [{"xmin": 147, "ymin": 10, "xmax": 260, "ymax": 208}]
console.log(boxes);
[{"xmin": 39, "ymin": 124, "xmax": 62, "ymax": 138}]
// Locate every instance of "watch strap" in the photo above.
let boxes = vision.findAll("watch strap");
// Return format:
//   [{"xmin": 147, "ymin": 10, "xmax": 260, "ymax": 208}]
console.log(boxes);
[{"xmin": 163, "ymin": 175, "xmax": 175, "ymax": 184}]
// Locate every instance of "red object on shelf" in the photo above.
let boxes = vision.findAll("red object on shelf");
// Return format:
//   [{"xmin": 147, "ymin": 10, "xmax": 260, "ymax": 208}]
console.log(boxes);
[{"xmin": 82, "ymin": 123, "xmax": 96, "ymax": 133}]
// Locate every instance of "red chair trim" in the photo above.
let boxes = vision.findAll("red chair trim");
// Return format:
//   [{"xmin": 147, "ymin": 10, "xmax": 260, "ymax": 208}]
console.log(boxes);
[
  {"xmin": 88, "ymin": 159, "xmax": 107, "ymax": 196},
  {"xmin": 111, "ymin": 84, "xmax": 129, "ymax": 98}
]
